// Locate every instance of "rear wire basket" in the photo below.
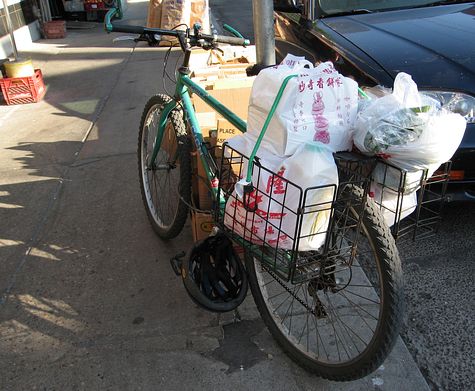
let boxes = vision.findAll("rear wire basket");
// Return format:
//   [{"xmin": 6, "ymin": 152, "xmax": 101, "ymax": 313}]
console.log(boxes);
[
  {"xmin": 370, "ymin": 160, "xmax": 451, "ymax": 241},
  {"xmin": 215, "ymin": 144, "xmax": 375, "ymax": 283}
]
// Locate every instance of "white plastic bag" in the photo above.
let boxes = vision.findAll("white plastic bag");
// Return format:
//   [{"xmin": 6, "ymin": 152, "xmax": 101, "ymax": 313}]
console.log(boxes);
[
  {"xmin": 371, "ymin": 161, "xmax": 439, "ymax": 194},
  {"xmin": 295, "ymin": 64, "xmax": 358, "ymax": 152},
  {"xmin": 387, "ymin": 110, "xmax": 467, "ymax": 171},
  {"xmin": 354, "ymin": 73, "xmax": 467, "ymax": 171},
  {"xmin": 247, "ymin": 56, "xmax": 358, "ymax": 156},
  {"xmin": 369, "ymin": 182, "xmax": 417, "ymax": 227},
  {"xmin": 224, "ymin": 134, "xmax": 338, "ymax": 251},
  {"xmin": 370, "ymin": 161, "xmax": 441, "ymax": 227}
]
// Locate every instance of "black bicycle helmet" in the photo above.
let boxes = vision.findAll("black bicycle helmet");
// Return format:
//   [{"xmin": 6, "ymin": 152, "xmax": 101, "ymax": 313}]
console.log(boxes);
[{"xmin": 181, "ymin": 233, "xmax": 248, "ymax": 312}]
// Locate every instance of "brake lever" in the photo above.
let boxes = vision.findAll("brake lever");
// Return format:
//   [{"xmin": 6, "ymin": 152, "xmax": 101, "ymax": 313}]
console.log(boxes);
[{"xmin": 134, "ymin": 33, "xmax": 162, "ymax": 46}]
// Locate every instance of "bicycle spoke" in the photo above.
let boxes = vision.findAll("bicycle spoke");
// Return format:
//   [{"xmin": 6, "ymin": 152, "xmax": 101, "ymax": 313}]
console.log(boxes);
[
  {"xmin": 324, "ymin": 292, "xmax": 367, "ymax": 354},
  {"xmin": 311, "ymin": 307, "xmax": 329, "ymax": 360},
  {"xmin": 280, "ymin": 284, "xmax": 302, "ymax": 334},
  {"xmin": 323, "ymin": 294, "xmax": 354, "ymax": 360},
  {"xmin": 337, "ymin": 290, "xmax": 379, "ymax": 326},
  {"xmin": 340, "ymin": 288, "xmax": 381, "ymax": 305}
]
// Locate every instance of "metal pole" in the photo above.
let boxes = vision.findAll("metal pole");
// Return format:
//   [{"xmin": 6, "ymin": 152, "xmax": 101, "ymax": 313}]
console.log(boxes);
[
  {"xmin": 2, "ymin": 0, "xmax": 19, "ymax": 60},
  {"xmin": 252, "ymin": 0, "xmax": 276, "ymax": 66}
]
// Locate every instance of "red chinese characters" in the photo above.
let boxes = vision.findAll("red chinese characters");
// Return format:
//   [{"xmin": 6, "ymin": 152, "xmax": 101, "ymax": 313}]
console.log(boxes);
[{"xmin": 266, "ymin": 168, "xmax": 286, "ymax": 194}]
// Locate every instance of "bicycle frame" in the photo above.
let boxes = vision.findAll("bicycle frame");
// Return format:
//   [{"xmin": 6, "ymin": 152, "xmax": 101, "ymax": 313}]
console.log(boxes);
[{"xmin": 147, "ymin": 63, "xmax": 247, "ymax": 208}]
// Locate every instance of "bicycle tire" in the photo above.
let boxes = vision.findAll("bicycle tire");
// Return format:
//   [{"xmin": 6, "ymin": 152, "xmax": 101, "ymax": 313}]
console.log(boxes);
[
  {"xmin": 138, "ymin": 94, "xmax": 192, "ymax": 239},
  {"xmin": 245, "ymin": 185, "xmax": 404, "ymax": 380}
]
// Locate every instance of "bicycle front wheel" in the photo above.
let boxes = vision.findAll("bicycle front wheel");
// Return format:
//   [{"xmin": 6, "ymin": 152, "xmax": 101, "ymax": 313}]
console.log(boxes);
[
  {"xmin": 138, "ymin": 94, "xmax": 191, "ymax": 239},
  {"xmin": 245, "ymin": 185, "xmax": 404, "ymax": 381}
]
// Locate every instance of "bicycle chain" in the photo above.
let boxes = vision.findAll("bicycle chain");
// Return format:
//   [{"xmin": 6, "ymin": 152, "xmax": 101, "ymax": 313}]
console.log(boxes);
[{"xmin": 259, "ymin": 261, "xmax": 318, "ymax": 317}]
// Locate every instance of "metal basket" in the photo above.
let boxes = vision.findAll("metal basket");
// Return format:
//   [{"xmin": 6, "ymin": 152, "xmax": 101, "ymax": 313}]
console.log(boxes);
[
  {"xmin": 370, "ymin": 160, "xmax": 451, "ymax": 241},
  {"xmin": 215, "ymin": 144, "xmax": 374, "ymax": 283}
]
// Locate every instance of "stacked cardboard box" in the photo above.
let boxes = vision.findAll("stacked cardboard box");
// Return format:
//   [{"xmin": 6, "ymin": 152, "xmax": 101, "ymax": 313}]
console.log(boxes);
[
  {"xmin": 189, "ymin": 46, "xmax": 256, "ymax": 242},
  {"xmin": 146, "ymin": 0, "xmax": 163, "ymax": 28},
  {"xmin": 146, "ymin": 0, "xmax": 210, "ymax": 33}
]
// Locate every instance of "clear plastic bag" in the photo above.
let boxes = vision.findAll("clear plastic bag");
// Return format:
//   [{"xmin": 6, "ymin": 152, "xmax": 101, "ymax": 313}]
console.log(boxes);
[{"xmin": 354, "ymin": 73, "xmax": 467, "ymax": 171}]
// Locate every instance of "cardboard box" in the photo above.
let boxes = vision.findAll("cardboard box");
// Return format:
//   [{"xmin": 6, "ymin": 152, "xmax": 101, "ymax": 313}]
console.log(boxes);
[
  {"xmin": 214, "ymin": 119, "xmax": 244, "ymax": 178},
  {"xmin": 191, "ymin": 151, "xmax": 214, "ymax": 211},
  {"xmin": 160, "ymin": 123, "xmax": 177, "ymax": 156},
  {"xmin": 146, "ymin": 0, "xmax": 163, "ymax": 28},
  {"xmin": 191, "ymin": 210, "xmax": 214, "ymax": 242},
  {"xmin": 195, "ymin": 112, "xmax": 217, "ymax": 129},
  {"xmin": 216, "ymin": 119, "xmax": 240, "ymax": 146},
  {"xmin": 192, "ymin": 83, "xmax": 252, "ymax": 121},
  {"xmin": 191, "ymin": 64, "xmax": 251, "ymax": 81},
  {"xmin": 191, "ymin": 46, "xmax": 256, "ymax": 67},
  {"xmin": 190, "ymin": 63, "xmax": 255, "ymax": 128},
  {"xmin": 219, "ymin": 45, "xmax": 257, "ymax": 64},
  {"xmin": 189, "ymin": 49, "xmax": 222, "ymax": 69},
  {"xmin": 213, "ymin": 76, "xmax": 255, "ymax": 90}
]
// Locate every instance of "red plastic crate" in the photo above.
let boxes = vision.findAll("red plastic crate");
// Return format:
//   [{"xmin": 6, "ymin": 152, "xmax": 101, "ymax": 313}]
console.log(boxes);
[
  {"xmin": 44, "ymin": 20, "xmax": 66, "ymax": 39},
  {"xmin": 84, "ymin": 2, "xmax": 107, "ymax": 11},
  {"xmin": 0, "ymin": 69, "xmax": 46, "ymax": 105}
]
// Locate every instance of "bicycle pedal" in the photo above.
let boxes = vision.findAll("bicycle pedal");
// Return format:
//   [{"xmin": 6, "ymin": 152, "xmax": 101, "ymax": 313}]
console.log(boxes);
[{"xmin": 170, "ymin": 251, "xmax": 186, "ymax": 276}]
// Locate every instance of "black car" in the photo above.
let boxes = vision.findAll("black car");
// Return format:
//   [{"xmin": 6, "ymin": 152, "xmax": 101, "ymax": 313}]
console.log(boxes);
[{"xmin": 273, "ymin": 0, "xmax": 475, "ymax": 201}]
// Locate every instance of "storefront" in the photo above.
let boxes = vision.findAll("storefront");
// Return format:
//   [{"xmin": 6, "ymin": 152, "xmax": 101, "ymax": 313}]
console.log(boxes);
[
  {"xmin": 57, "ymin": 0, "xmax": 121, "ymax": 22},
  {"xmin": 1, "ymin": 0, "xmax": 123, "ymax": 57},
  {"xmin": 0, "ymin": 0, "xmax": 41, "ymax": 58}
]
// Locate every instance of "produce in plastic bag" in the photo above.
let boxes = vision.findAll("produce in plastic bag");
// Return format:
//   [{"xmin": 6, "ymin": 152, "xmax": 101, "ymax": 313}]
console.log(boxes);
[
  {"xmin": 354, "ymin": 73, "xmax": 466, "ymax": 171},
  {"xmin": 247, "ymin": 55, "xmax": 358, "ymax": 156},
  {"xmin": 362, "ymin": 106, "xmax": 428, "ymax": 153},
  {"xmin": 224, "ymin": 134, "xmax": 338, "ymax": 251},
  {"xmin": 387, "ymin": 109, "xmax": 466, "ymax": 171},
  {"xmin": 355, "ymin": 73, "xmax": 439, "ymax": 152}
]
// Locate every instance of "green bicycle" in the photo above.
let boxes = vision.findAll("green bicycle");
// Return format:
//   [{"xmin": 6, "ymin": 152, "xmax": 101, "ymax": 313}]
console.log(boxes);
[{"xmin": 105, "ymin": 6, "xmax": 403, "ymax": 381}]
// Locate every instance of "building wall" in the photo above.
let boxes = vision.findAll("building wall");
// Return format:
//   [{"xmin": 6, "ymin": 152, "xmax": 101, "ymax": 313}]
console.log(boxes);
[{"xmin": 1, "ymin": 0, "xmax": 41, "ymax": 58}]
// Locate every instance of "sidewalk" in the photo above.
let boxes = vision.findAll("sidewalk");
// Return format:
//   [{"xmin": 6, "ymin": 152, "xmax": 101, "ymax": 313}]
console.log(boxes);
[{"xmin": 0, "ymin": 1, "xmax": 429, "ymax": 389}]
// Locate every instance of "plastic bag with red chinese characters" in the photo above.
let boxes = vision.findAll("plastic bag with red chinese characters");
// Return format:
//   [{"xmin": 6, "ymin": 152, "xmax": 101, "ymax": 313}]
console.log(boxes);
[
  {"xmin": 247, "ymin": 57, "xmax": 358, "ymax": 156},
  {"xmin": 223, "ymin": 134, "xmax": 338, "ymax": 251}
]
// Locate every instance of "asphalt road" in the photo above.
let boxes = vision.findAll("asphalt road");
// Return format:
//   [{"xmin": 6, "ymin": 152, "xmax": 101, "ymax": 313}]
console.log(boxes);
[
  {"xmin": 210, "ymin": 3, "xmax": 475, "ymax": 391},
  {"xmin": 397, "ymin": 203, "xmax": 475, "ymax": 391}
]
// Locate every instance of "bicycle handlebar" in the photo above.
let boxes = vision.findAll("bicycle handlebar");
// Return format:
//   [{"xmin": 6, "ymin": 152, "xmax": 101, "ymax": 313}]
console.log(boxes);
[
  {"xmin": 207, "ymin": 34, "xmax": 249, "ymax": 46},
  {"xmin": 104, "ymin": 8, "xmax": 250, "ymax": 47}
]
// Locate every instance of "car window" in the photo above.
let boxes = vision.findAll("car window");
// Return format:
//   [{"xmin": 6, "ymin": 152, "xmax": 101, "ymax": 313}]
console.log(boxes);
[{"xmin": 317, "ymin": 0, "xmax": 466, "ymax": 15}]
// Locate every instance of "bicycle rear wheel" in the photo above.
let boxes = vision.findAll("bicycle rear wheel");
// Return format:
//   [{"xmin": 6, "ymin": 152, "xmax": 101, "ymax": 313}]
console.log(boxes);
[
  {"xmin": 245, "ymin": 185, "xmax": 404, "ymax": 380},
  {"xmin": 138, "ymin": 94, "xmax": 191, "ymax": 239}
]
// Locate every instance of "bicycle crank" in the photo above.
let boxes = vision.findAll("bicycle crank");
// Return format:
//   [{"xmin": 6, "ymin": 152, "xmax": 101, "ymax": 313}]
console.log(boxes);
[{"xmin": 170, "ymin": 251, "xmax": 186, "ymax": 276}]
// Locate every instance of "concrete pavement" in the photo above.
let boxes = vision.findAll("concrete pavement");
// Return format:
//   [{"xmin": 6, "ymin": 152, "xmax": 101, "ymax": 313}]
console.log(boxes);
[{"xmin": 0, "ymin": 1, "xmax": 430, "ymax": 389}]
